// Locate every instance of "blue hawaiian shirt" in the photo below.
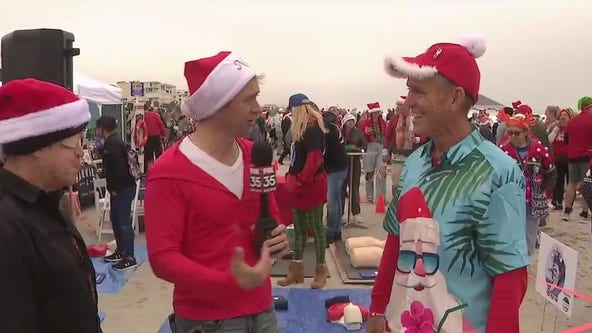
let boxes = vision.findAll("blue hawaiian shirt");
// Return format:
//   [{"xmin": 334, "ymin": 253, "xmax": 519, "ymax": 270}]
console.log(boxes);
[{"xmin": 384, "ymin": 127, "xmax": 529, "ymax": 332}]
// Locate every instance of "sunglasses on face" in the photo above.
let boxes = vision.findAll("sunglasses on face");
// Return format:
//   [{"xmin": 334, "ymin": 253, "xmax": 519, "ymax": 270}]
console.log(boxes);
[
  {"xmin": 397, "ymin": 250, "xmax": 440, "ymax": 275},
  {"xmin": 507, "ymin": 130, "xmax": 524, "ymax": 136}
]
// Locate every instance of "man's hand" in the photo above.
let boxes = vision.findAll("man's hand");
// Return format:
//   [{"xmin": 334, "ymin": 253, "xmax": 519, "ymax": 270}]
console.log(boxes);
[
  {"xmin": 230, "ymin": 246, "xmax": 273, "ymax": 290},
  {"xmin": 364, "ymin": 127, "xmax": 373, "ymax": 134},
  {"xmin": 365, "ymin": 317, "xmax": 386, "ymax": 333},
  {"xmin": 264, "ymin": 224, "xmax": 290, "ymax": 259}
]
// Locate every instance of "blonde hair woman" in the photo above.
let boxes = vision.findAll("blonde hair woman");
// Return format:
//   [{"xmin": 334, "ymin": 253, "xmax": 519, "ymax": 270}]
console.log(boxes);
[{"xmin": 278, "ymin": 93, "xmax": 329, "ymax": 289}]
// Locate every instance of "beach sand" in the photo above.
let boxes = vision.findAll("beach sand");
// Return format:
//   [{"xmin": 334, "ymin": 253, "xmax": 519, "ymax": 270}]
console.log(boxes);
[{"xmin": 83, "ymin": 165, "xmax": 592, "ymax": 332}]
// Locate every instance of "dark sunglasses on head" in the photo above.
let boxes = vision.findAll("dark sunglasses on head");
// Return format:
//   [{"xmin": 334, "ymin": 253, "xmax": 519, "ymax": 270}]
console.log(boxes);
[{"xmin": 507, "ymin": 130, "xmax": 524, "ymax": 136}]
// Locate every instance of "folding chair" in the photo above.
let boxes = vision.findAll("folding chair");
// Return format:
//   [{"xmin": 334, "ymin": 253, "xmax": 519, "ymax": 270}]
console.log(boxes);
[
  {"xmin": 131, "ymin": 174, "xmax": 147, "ymax": 234},
  {"xmin": 93, "ymin": 178, "xmax": 113, "ymax": 241}
]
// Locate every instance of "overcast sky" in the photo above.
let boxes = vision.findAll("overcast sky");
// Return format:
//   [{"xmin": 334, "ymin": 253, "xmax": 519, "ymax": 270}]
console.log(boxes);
[{"xmin": 1, "ymin": 0, "xmax": 589, "ymax": 111}]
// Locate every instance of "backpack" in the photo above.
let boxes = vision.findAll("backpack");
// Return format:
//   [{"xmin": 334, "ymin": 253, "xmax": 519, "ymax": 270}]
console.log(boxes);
[{"xmin": 127, "ymin": 147, "xmax": 141, "ymax": 179}]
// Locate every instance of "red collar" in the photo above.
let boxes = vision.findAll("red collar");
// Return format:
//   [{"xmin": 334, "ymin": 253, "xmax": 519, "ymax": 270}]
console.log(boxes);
[{"xmin": 432, "ymin": 155, "xmax": 440, "ymax": 167}]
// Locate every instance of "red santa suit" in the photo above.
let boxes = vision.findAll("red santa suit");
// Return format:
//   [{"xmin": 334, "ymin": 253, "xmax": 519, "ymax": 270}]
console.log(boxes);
[
  {"xmin": 359, "ymin": 104, "xmax": 387, "ymax": 144},
  {"xmin": 144, "ymin": 51, "xmax": 281, "ymax": 321}
]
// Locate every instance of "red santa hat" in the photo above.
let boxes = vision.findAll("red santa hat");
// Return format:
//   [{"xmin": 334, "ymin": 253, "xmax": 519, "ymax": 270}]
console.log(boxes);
[
  {"xmin": 327, "ymin": 302, "xmax": 369, "ymax": 330},
  {"xmin": 384, "ymin": 34, "xmax": 486, "ymax": 102},
  {"xmin": 367, "ymin": 102, "xmax": 382, "ymax": 113},
  {"xmin": 342, "ymin": 114, "xmax": 356, "ymax": 125},
  {"xmin": 0, "ymin": 78, "xmax": 90, "ymax": 160},
  {"xmin": 510, "ymin": 100, "xmax": 533, "ymax": 116},
  {"xmin": 181, "ymin": 51, "xmax": 256, "ymax": 121},
  {"xmin": 558, "ymin": 108, "xmax": 572, "ymax": 119},
  {"xmin": 396, "ymin": 187, "xmax": 433, "ymax": 222},
  {"xmin": 497, "ymin": 104, "xmax": 535, "ymax": 131}
]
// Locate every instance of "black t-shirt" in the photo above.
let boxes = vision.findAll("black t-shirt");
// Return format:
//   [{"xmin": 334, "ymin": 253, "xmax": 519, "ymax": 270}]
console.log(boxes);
[
  {"xmin": 288, "ymin": 124, "xmax": 325, "ymax": 175},
  {"xmin": 102, "ymin": 134, "xmax": 136, "ymax": 192},
  {"xmin": 322, "ymin": 115, "xmax": 348, "ymax": 173}
]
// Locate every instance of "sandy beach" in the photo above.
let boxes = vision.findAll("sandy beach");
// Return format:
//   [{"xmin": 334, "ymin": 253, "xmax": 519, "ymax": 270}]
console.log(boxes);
[{"xmin": 83, "ymin": 165, "xmax": 592, "ymax": 333}]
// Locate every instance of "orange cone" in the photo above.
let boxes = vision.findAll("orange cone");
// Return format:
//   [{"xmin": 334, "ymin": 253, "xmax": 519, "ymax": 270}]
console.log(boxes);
[
  {"xmin": 375, "ymin": 194, "xmax": 386, "ymax": 213},
  {"xmin": 274, "ymin": 160, "xmax": 280, "ymax": 171}
]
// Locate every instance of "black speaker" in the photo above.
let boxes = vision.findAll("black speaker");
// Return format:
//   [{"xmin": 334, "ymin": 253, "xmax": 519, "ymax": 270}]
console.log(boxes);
[{"xmin": 1, "ymin": 29, "xmax": 80, "ymax": 90}]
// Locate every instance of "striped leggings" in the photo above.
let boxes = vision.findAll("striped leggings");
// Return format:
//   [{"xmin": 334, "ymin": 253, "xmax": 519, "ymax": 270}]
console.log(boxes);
[{"xmin": 293, "ymin": 205, "xmax": 326, "ymax": 263}]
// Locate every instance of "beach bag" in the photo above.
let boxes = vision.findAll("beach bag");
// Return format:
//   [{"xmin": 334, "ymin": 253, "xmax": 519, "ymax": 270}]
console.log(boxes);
[
  {"xmin": 542, "ymin": 167, "xmax": 557, "ymax": 190},
  {"xmin": 581, "ymin": 169, "xmax": 592, "ymax": 209},
  {"xmin": 127, "ymin": 148, "xmax": 141, "ymax": 179}
]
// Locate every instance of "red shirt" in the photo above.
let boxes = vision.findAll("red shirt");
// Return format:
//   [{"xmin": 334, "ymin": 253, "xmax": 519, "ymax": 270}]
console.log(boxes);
[
  {"xmin": 384, "ymin": 114, "xmax": 399, "ymax": 149},
  {"xmin": 359, "ymin": 118, "xmax": 387, "ymax": 143},
  {"xmin": 566, "ymin": 112, "xmax": 592, "ymax": 160},
  {"xmin": 552, "ymin": 126, "xmax": 568, "ymax": 157},
  {"xmin": 144, "ymin": 139, "xmax": 277, "ymax": 320},
  {"xmin": 144, "ymin": 110, "xmax": 166, "ymax": 137}
]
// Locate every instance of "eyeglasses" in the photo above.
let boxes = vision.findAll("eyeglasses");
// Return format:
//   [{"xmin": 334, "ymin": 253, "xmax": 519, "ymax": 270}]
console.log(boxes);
[
  {"xmin": 59, "ymin": 136, "xmax": 83, "ymax": 150},
  {"xmin": 506, "ymin": 130, "xmax": 524, "ymax": 136},
  {"xmin": 397, "ymin": 250, "xmax": 440, "ymax": 275}
]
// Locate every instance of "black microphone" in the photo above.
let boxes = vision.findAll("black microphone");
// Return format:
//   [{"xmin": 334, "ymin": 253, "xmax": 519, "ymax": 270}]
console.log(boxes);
[{"xmin": 251, "ymin": 141, "xmax": 279, "ymax": 255}]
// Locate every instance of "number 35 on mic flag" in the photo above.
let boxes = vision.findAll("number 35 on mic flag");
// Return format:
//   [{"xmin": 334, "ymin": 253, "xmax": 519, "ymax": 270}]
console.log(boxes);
[{"xmin": 250, "ymin": 167, "xmax": 277, "ymax": 193}]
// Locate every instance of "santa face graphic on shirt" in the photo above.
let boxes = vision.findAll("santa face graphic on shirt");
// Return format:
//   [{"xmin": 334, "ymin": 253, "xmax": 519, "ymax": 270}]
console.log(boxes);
[
  {"xmin": 394, "ymin": 218, "xmax": 441, "ymax": 292},
  {"xmin": 386, "ymin": 188, "xmax": 474, "ymax": 333}
]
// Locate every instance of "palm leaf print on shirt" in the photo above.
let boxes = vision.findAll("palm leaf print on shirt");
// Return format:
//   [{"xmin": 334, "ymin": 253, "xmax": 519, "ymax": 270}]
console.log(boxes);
[
  {"xmin": 438, "ymin": 157, "xmax": 521, "ymax": 276},
  {"xmin": 444, "ymin": 200, "xmax": 516, "ymax": 276},
  {"xmin": 421, "ymin": 148, "xmax": 505, "ymax": 276},
  {"xmin": 422, "ymin": 147, "xmax": 492, "ymax": 216}
]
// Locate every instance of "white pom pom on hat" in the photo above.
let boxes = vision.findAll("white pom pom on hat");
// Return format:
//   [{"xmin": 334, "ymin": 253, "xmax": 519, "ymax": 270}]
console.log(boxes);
[
  {"xmin": 383, "ymin": 33, "xmax": 486, "ymax": 102},
  {"xmin": 457, "ymin": 33, "xmax": 487, "ymax": 58}
]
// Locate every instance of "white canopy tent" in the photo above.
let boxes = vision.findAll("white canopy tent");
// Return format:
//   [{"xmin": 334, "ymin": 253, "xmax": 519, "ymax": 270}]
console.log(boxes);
[
  {"xmin": 0, "ymin": 73, "xmax": 122, "ymax": 103},
  {"xmin": 73, "ymin": 73, "xmax": 122, "ymax": 104},
  {"xmin": 471, "ymin": 93, "xmax": 505, "ymax": 122}
]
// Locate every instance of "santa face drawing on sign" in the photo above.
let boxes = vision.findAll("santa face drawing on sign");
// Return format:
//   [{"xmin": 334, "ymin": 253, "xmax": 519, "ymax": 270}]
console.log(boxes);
[{"xmin": 386, "ymin": 187, "xmax": 472, "ymax": 333}]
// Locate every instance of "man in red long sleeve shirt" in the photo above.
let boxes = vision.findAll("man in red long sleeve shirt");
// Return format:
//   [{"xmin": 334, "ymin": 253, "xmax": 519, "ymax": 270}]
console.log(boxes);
[
  {"xmin": 563, "ymin": 97, "xmax": 592, "ymax": 220},
  {"xmin": 383, "ymin": 96, "xmax": 413, "ymax": 197},
  {"xmin": 367, "ymin": 35, "xmax": 529, "ymax": 333},
  {"xmin": 143, "ymin": 106, "xmax": 167, "ymax": 170},
  {"xmin": 144, "ymin": 51, "xmax": 289, "ymax": 333},
  {"xmin": 358, "ymin": 103, "xmax": 388, "ymax": 203}
]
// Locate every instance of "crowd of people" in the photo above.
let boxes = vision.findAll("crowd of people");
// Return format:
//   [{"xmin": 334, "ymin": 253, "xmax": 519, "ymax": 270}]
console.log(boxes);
[
  {"xmin": 1, "ymin": 34, "xmax": 592, "ymax": 333},
  {"xmin": 251, "ymin": 95, "xmax": 592, "ymax": 259}
]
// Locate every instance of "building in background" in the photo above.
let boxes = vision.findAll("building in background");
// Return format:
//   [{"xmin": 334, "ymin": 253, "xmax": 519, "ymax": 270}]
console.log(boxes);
[
  {"xmin": 174, "ymin": 89, "xmax": 189, "ymax": 104},
  {"xmin": 117, "ymin": 80, "xmax": 188, "ymax": 106}
]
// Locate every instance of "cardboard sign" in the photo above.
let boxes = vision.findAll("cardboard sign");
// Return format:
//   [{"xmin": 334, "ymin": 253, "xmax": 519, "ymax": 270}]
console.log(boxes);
[
  {"xmin": 535, "ymin": 232, "xmax": 579, "ymax": 317},
  {"xmin": 249, "ymin": 167, "xmax": 277, "ymax": 193}
]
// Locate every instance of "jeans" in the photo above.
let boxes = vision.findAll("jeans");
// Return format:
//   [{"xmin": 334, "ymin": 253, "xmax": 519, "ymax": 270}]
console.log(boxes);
[
  {"xmin": 363, "ymin": 142, "xmax": 387, "ymax": 202},
  {"xmin": 552, "ymin": 158, "xmax": 568, "ymax": 204},
  {"xmin": 526, "ymin": 215, "xmax": 539, "ymax": 256},
  {"xmin": 109, "ymin": 185, "xmax": 136, "ymax": 258},
  {"xmin": 172, "ymin": 306, "xmax": 280, "ymax": 333},
  {"xmin": 326, "ymin": 169, "xmax": 348, "ymax": 237},
  {"xmin": 341, "ymin": 157, "xmax": 362, "ymax": 216}
]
